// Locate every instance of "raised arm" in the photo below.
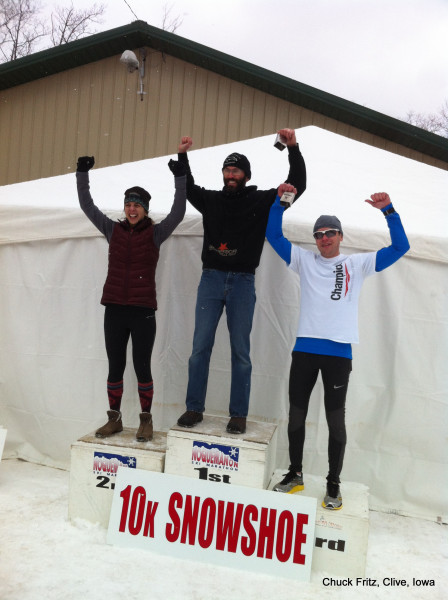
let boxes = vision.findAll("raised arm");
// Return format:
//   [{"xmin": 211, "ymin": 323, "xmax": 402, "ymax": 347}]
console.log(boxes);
[
  {"xmin": 76, "ymin": 156, "xmax": 115, "ymax": 242},
  {"xmin": 176, "ymin": 136, "xmax": 193, "ymax": 184},
  {"xmin": 176, "ymin": 136, "xmax": 208, "ymax": 212},
  {"xmin": 265, "ymin": 183, "xmax": 297, "ymax": 264},
  {"xmin": 277, "ymin": 128, "xmax": 307, "ymax": 201},
  {"xmin": 153, "ymin": 160, "xmax": 187, "ymax": 247},
  {"xmin": 366, "ymin": 192, "xmax": 410, "ymax": 272}
]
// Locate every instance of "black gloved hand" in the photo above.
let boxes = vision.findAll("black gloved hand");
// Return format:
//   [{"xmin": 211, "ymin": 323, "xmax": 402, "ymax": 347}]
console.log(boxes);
[
  {"xmin": 77, "ymin": 156, "xmax": 95, "ymax": 172},
  {"xmin": 168, "ymin": 159, "xmax": 186, "ymax": 177}
]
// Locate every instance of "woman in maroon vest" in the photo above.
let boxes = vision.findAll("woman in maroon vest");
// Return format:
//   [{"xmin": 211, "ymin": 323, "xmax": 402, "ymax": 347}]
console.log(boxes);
[{"xmin": 76, "ymin": 156, "xmax": 186, "ymax": 441}]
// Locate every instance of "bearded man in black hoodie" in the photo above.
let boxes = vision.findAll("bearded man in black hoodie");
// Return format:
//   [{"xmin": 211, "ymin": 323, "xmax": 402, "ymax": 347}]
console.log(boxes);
[{"xmin": 176, "ymin": 129, "xmax": 306, "ymax": 434}]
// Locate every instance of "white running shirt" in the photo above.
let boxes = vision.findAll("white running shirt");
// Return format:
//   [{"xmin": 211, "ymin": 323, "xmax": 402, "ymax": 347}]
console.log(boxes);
[{"xmin": 289, "ymin": 246, "xmax": 377, "ymax": 344}]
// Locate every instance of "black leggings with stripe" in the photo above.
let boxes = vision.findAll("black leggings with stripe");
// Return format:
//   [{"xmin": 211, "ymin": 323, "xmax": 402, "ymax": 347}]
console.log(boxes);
[{"xmin": 104, "ymin": 304, "xmax": 156, "ymax": 383}]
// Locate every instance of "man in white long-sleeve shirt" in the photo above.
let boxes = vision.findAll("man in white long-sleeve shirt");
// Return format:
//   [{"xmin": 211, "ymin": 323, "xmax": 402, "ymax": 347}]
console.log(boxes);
[{"xmin": 266, "ymin": 188, "xmax": 410, "ymax": 510}]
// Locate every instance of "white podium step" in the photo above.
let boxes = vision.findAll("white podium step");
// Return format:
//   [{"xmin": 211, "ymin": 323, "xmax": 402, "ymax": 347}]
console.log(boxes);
[
  {"xmin": 164, "ymin": 414, "xmax": 277, "ymax": 489},
  {"xmin": 269, "ymin": 469, "xmax": 369, "ymax": 578},
  {"xmin": 69, "ymin": 428, "xmax": 167, "ymax": 528}
]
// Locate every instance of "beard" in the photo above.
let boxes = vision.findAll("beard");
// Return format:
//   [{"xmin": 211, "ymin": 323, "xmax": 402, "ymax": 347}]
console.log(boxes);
[{"xmin": 223, "ymin": 176, "xmax": 246, "ymax": 193}]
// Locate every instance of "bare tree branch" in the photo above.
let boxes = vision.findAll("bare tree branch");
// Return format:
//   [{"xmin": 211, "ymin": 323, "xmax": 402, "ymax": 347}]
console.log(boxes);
[
  {"xmin": 0, "ymin": 0, "xmax": 46, "ymax": 61},
  {"xmin": 0, "ymin": 0, "xmax": 106, "ymax": 62},
  {"xmin": 405, "ymin": 101, "xmax": 448, "ymax": 138},
  {"xmin": 161, "ymin": 2, "xmax": 183, "ymax": 33},
  {"xmin": 50, "ymin": 2, "xmax": 105, "ymax": 46}
]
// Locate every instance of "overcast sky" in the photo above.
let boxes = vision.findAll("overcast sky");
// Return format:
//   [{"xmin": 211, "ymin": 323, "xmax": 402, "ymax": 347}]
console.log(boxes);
[{"xmin": 47, "ymin": 0, "xmax": 447, "ymax": 121}]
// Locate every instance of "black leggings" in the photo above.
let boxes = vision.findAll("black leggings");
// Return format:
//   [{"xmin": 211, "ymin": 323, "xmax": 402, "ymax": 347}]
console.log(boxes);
[
  {"xmin": 288, "ymin": 351, "xmax": 352, "ymax": 483},
  {"xmin": 104, "ymin": 305, "xmax": 156, "ymax": 383}
]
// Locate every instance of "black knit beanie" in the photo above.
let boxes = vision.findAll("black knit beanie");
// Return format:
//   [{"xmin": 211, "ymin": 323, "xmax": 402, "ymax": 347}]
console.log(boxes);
[{"xmin": 222, "ymin": 153, "xmax": 251, "ymax": 179}]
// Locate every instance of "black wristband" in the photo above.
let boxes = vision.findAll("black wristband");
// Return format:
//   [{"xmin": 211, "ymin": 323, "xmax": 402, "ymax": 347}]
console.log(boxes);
[{"xmin": 383, "ymin": 206, "xmax": 396, "ymax": 216}]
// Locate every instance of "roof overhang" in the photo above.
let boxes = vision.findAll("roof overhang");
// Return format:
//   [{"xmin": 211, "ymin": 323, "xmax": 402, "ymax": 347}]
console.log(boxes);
[{"xmin": 1, "ymin": 20, "xmax": 447, "ymax": 164}]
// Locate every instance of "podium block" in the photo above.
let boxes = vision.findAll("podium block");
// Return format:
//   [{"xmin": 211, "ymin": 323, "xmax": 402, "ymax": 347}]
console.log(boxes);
[
  {"xmin": 269, "ymin": 469, "xmax": 369, "ymax": 578},
  {"xmin": 69, "ymin": 428, "xmax": 167, "ymax": 528},
  {"xmin": 164, "ymin": 415, "xmax": 277, "ymax": 489}
]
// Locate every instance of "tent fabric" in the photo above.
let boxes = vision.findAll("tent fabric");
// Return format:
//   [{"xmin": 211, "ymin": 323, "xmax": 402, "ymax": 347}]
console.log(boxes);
[
  {"xmin": 0, "ymin": 126, "xmax": 447, "ymax": 522},
  {"xmin": 1, "ymin": 127, "xmax": 447, "ymax": 261}
]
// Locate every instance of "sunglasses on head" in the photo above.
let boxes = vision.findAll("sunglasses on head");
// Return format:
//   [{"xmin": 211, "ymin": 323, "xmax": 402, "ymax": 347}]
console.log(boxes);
[{"xmin": 313, "ymin": 229, "xmax": 340, "ymax": 240}]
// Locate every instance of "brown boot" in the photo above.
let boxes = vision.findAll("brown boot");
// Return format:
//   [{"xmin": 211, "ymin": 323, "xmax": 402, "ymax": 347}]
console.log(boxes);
[
  {"xmin": 226, "ymin": 416, "xmax": 246, "ymax": 434},
  {"xmin": 136, "ymin": 412, "xmax": 153, "ymax": 442},
  {"xmin": 95, "ymin": 410, "xmax": 123, "ymax": 438}
]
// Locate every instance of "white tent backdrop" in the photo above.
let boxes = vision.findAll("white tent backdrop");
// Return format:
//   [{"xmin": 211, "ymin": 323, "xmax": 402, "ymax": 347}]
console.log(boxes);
[{"xmin": 0, "ymin": 126, "xmax": 446, "ymax": 522}]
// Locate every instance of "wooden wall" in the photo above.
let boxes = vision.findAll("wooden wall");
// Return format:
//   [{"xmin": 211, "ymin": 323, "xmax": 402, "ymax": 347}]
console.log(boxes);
[{"xmin": 1, "ymin": 49, "xmax": 445, "ymax": 186}]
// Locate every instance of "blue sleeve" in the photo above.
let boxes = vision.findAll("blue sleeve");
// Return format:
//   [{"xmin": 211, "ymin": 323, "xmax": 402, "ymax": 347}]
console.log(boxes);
[
  {"xmin": 375, "ymin": 204, "xmax": 410, "ymax": 272},
  {"xmin": 265, "ymin": 196, "xmax": 292, "ymax": 264}
]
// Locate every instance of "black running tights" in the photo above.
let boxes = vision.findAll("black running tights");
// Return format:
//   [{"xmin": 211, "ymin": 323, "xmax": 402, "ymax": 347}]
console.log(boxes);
[
  {"xmin": 104, "ymin": 304, "xmax": 156, "ymax": 383},
  {"xmin": 288, "ymin": 351, "xmax": 352, "ymax": 483}
]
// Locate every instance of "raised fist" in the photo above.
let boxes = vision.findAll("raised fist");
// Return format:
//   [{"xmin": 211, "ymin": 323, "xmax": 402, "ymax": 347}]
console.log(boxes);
[
  {"xmin": 178, "ymin": 137, "xmax": 193, "ymax": 153},
  {"xmin": 77, "ymin": 156, "xmax": 95, "ymax": 172}
]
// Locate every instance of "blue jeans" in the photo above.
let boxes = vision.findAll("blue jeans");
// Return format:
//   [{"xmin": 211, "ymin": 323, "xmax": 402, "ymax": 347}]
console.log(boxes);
[{"xmin": 186, "ymin": 269, "xmax": 256, "ymax": 417}]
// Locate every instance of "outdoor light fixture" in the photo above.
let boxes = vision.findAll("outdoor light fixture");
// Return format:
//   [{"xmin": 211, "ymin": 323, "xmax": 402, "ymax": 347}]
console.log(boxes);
[{"xmin": 120, "ymin": 48, "xmax": 147, "ymax": 100}]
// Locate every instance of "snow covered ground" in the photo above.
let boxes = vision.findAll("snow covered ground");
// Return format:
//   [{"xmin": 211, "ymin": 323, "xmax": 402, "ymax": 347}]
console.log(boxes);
[{"xmin": 0, "ymin": 458, "xmax": 445, "ymax": 600}]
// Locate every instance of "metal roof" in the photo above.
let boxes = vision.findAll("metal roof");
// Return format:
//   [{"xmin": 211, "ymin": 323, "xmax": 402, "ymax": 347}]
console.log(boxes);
[{"xmin": 1, "ymin": 20, "xmax": 447, "ymax": 164}]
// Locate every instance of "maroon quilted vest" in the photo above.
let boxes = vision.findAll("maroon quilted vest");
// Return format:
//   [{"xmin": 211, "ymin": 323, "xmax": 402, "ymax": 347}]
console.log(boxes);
[{"xmin": 101, "ymin": 218, "xmax": 160, "ymax": 309}]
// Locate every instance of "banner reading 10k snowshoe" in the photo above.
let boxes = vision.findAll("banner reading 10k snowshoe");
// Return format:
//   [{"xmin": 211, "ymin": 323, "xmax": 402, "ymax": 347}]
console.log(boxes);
[{"xmin": 107, "ymin": 468, "xmax": 317, "ymax": 581}]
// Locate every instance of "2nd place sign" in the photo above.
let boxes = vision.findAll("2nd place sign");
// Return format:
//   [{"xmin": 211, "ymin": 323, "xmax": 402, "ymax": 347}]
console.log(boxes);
[{"xmin": 107, "ymin": 468, "xmax": 317, "ymax": 581}]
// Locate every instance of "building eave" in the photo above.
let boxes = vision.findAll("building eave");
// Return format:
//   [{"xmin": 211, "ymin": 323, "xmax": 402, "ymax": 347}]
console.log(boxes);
[{"xmin": 1, "ymin": 20, "xmax": 446, "ymax": 163}]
